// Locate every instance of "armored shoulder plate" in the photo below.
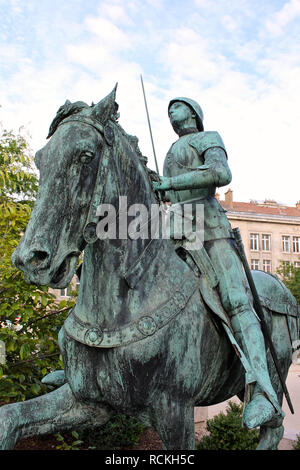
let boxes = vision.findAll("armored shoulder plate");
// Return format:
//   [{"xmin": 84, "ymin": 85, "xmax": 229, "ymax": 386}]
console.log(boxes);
[{"xmin": 189, "ymin": 131, "xmax": 226, "ymax": 157}]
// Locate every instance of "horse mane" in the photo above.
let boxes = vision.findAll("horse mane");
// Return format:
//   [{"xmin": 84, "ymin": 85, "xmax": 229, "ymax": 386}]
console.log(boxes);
[
  {"xmin": 47, "ymin": 100, "xmax": 90, "ymax": 139},
  {"xmin": 114, "ymin": 121, "xmax": 160, "ymax": 187}
]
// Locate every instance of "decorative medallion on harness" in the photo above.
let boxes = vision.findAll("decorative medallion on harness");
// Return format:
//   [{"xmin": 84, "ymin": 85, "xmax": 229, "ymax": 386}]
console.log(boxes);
[
  {"xmin": 84, "ymin": 327, "xmax": 104, "ymax": 346},
  {"xmin": 64, "ymin": 276, "xmax": 197, "ymax": 348},
  {"xmin": 137, "ymin": 316, "xmax": 157, "ymax": 336},
  {"xmin": 83, "ymin": 222, "xmax": 98, "ymax": 244}
]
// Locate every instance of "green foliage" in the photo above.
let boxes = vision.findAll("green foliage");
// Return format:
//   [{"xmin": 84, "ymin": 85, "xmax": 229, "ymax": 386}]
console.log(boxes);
[
  {"xmin": 0, "ymin": 125, "xmax": 75, "ymax": 403},
  {"xmin": 276, "ymin": 261, "xmax": 300, "ymax": 304},
  {"xmin": 51, "ymin": 415, "xmax": 145, "ymax": 450},
  {"xmin": 55, "ymin": 431, "xmax": 84, "ymax": 450},
  {"xmin": 292, "ymin": 434, "xmax": 300, "ymax": 450},
  {"xmin": 76, "ymin": 414, "xmax": 145, "ymax": 450},
  {"xmin": 197, "ymin": 401, "xmax": 259, "ymax": 450}
]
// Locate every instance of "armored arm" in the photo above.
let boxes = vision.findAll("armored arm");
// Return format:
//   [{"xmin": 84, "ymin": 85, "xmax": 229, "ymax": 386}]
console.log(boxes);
[
  {"xmin": 168, "ymin": 147, "xmax": 232, "ymax": 190},
  {"xmin": 153, "ymin": 131, "xmax": 232, "ymax": 192},
  {"xmin": 154, "ymin": 146, "xmax": 232, "ymax": 192}
]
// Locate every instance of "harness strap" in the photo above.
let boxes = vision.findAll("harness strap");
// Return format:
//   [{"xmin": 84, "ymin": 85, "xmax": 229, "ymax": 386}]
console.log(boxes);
[
  {"xmin": 83, "ymin": 143, "xmax": 112, "ymax": 243},
  {"xmin": 57, "ymin": 115, "xmax": 114, "ymax": 244},
  {"xmin": 64, "ymin": 276, "xmax": 197, "ymax": 348},
  {"xmin": 57, "ymin": 115, "xmax": 104, "ymax": 135}
]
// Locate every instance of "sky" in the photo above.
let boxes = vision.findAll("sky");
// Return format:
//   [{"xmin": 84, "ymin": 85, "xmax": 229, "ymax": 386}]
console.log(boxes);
[{"xmin": 1, "ymin": 0, "xmax": 300, "ymax": 206}]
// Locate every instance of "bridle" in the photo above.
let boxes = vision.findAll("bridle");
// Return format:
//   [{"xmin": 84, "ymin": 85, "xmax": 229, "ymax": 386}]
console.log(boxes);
[{"xmin": 57, "ymin": 114, "xmax": 116, "ymax": 244}]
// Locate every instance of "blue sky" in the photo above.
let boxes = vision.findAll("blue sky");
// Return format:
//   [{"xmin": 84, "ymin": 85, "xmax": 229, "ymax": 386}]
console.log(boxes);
[{"xmin": 1, "ymin": 0, "xmax": 300, "ymax": 205}]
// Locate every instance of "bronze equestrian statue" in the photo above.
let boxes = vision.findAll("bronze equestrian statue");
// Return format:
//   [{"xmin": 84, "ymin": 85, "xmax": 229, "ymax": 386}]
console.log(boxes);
[{"xmin": 0, "ymin": 86, "xmax": 298, "ymax": 450}]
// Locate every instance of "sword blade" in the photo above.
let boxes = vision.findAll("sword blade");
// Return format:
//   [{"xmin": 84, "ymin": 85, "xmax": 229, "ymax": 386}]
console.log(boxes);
[{"xmin": 140, "ymin": 75, "xmax": 160, "ymax": 176}]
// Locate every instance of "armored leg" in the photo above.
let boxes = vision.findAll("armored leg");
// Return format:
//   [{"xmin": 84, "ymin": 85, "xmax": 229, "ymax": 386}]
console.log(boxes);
[
  {"xmin": 205, "ymin": 239, "xmax": 284, "ymax": 429},
  {"xmin": 229, "ymin": 307, "xmax": 284, "ymax": 428}
]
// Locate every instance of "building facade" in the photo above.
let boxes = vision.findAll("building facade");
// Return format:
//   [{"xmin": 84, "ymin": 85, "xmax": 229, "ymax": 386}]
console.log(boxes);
[{"xmin": 219, "ymin": 189, "xmax": 300, "ymax": 275}]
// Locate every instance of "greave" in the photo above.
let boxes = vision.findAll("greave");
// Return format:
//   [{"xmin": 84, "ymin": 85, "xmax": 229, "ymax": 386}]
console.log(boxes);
[{"xmin": 230, "ymin": 307, "xmax": 282, "ymax": 415}]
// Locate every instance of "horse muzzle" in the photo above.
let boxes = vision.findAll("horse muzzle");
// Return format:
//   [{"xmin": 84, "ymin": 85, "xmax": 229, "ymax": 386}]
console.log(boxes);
[
  {"xmin": 12, "ymin": 242, "xmax": 79, "ymax": 288},
  {"xmin": 11, "ymin": 242, "xmax": 50, "ymax": 281}
]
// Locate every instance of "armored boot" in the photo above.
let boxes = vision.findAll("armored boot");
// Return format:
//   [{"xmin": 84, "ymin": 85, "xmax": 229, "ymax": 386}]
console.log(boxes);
[{"xmin": 230, "ymin": 306, "xmax": 284, "ymax": 429}]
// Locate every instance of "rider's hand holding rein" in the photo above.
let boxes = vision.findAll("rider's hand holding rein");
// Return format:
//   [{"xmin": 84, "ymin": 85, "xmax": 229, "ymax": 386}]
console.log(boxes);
[{"xmin": 153, "ymin": 176, "xmax": 172, "ymax": 192}]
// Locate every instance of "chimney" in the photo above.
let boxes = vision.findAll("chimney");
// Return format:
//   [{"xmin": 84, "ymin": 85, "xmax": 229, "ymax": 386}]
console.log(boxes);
[
  {"xmin": 225, "ymin": 189, "xmax": 233, "ymax": 207},
  {"xmin": 296, "ymin": 201, "xmax": 300, "ymax": 210}
]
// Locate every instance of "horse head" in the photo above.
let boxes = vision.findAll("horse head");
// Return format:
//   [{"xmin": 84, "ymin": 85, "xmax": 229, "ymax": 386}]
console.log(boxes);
[{"xmin": 12, "ymin": 85, "xmax": 128, "ymax": 289}]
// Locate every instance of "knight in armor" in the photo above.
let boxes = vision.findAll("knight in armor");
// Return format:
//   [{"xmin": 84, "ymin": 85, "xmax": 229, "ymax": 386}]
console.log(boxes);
[{"xmin": 153, "ymin": 97, "xmax": 284, "ymax": 429}]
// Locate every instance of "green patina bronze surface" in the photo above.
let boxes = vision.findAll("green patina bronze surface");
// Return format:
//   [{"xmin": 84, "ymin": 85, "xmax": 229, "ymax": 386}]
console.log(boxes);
[{"xmin": 0, "ymin": 87, "xmax": 299, "ymax": 450}]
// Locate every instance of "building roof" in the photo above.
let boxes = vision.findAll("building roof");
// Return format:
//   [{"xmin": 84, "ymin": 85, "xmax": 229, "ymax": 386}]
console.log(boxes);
[
  {"xmin": 220, "ymin": 200, "xmax": 300, "ymax": 218},
  {"xmin": 217, "ymin": 190, "xmax": 300, "ymax": 223}
]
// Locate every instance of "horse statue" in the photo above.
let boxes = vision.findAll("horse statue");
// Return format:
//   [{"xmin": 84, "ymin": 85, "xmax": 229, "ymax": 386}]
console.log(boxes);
[{"xmin": 1, "ymin": 86, "xmax": 299, "ymax": 450}]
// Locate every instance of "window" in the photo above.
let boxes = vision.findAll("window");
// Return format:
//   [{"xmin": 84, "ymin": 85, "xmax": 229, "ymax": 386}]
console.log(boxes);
[
  {"xmin": 60, "ymin": 276, "xmax": 80, "ymax": 297},
  {"xmin": 60, "ymin": 285, "xmax": 73, "ymax": 297},
  {"xmin": 60, "ymin": 288, "xmax": 67, "ymax": 297},
  {"xmin": 250, "ymin": 233, "xmax": 259, "ymax": 251},
  {"xmin": 261, "ymin": 234, "xmax": 271, "ymax": 251},
  {"xmin": 263, "ymin": 259, "xmax": 271, "ymax": 273},
  {"xmin": 282, "ymin": 236, "xmax": 290, "ymax": 252},
  {"xmin": 293, "ymin": 237, "xmax": 300, "ymax": 253},
  {"xmin": 251, "ymin": 259, "xmax": 259, "ymax": 270},
  {"xmin": 294, "ymin": 261, "xmax": 300, "ymax": 269}
]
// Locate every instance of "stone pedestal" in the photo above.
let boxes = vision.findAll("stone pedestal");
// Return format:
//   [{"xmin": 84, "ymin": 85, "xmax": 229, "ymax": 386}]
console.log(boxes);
[{"xmin": 194, "ymin": 406, "xmax": 208, "ymax": 423}]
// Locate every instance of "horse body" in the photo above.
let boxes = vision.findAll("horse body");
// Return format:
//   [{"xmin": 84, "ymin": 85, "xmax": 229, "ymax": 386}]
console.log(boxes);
[{"xmin": 1, "ymin": 89, "xmax": 299, "ymax": 450}]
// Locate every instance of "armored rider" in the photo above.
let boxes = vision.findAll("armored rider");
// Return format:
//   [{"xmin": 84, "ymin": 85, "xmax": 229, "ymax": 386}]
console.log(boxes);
[{"xmin": 153, "ymin": 97, "xmax": 284, "ymax": 429}]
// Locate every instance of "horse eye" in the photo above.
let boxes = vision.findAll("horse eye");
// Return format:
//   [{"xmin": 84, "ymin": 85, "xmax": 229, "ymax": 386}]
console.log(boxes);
[{"xmin": 79, "ymin": 151, "xmax": 95, "ymax": 164}]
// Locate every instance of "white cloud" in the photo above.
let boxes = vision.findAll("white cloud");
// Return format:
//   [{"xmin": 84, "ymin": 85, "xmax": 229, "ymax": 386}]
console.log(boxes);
[
  {"xmin": 222, "ymin": 15, "xmax": 238, "ymax": 32},
  {"xmin": 265, "ymin": 0, "xmax": 300, "ymax": 36},
  {"xmin": 99, "ymin": 3, "xmax": 133, "ymax": 25},
  {"xmin": 1, "ymin": 0, "xmax": 300, "ymax": 206},
  {"xmin": 159, "ymin": 27, "xmax": 229, "ymax": 86},
  {"xmin": 153, "ymin": 15, "xmax": 300, "ymax": 205},
  {"xmin": 83, "ymin": 16, "xmax": 133, "ymax": 50}
]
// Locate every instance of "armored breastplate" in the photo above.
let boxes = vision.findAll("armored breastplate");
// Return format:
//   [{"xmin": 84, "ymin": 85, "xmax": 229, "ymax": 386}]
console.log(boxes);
[
  {"xmin": 163, "ymin": 133, "xmax": 215, "ymax": 204},
  {"xmin": 163, "ymin": 131, "xmax": 233, "ymax": 242}
]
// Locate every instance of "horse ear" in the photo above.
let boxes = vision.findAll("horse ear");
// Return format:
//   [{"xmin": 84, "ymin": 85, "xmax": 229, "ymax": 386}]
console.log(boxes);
[{"xmin": 90, "ymin": 83, "xmax": 118, "ymax": 124}]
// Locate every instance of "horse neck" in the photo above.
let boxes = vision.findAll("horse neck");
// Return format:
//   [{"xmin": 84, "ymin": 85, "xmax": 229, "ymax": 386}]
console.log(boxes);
[{"xmin": 75, "ymin": 122, "xmax": 164, "ymax": 328}]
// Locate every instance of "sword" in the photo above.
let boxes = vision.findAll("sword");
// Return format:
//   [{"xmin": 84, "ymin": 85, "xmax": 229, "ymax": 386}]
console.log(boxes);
[
  {"xmin": 140, "ymin": 75, "xmax": 160, "ymax": 176},
  {"xmin": 233, "ymin": 227, "xmax": 294, "ymax": 415}
]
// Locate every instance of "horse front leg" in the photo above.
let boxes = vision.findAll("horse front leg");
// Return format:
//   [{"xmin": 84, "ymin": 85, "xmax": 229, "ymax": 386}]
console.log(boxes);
[
  {"xmin": 151, "ymin": 394, "xmax": 195, "ymax": 450},
  {"xmin": 0, "ymin": 383, "xmax": 111, "ymax": 450}
]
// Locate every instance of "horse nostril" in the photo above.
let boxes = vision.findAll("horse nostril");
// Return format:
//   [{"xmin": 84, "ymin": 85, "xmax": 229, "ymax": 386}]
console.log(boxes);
[
  {"xmin": 34, "ymin": 251, "xmax": 48, "ymax": 262},
  {"xmin": 29, "ymin": 250, "xmax": 50, "ymax": 268}
]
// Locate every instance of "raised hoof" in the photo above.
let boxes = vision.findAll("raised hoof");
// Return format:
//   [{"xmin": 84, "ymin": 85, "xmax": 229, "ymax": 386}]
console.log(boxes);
[
  {"xmin": 41, "ymin": 370, "xmax": 66, "ymax": 387},
  {"xmin": 243, "ymin": 394, "xmax": 282, "ymax": 429}
]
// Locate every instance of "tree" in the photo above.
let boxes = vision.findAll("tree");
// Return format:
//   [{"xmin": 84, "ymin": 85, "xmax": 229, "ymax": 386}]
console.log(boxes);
[
  {"xmin": 276, "ymin": 261, "xmax": 300, "ymax": 304},
  {"xmin": 0, "ymin": 125, "xmax": 75, "ymax": 403}
]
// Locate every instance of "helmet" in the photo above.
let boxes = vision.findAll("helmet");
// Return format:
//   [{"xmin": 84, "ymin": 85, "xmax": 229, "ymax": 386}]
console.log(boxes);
[{"xmin": 168, "ymin": 97, "xmax": 204, "ymax": 131}]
